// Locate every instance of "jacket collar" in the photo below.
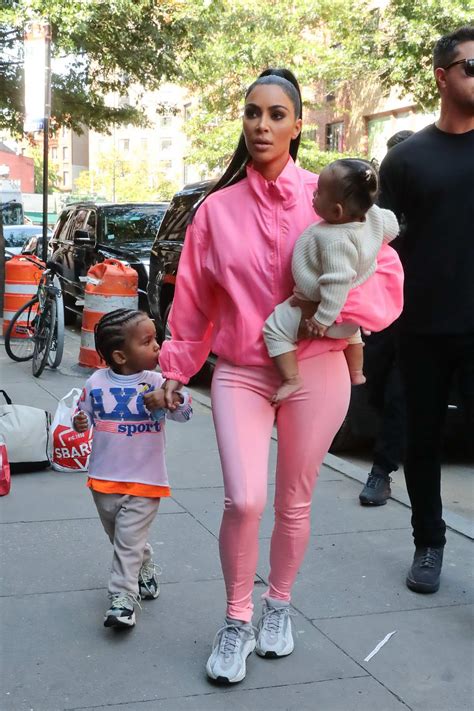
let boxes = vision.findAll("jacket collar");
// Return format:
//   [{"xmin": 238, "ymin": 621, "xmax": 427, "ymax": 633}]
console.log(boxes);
[{"xmin": 246, "ymin": 156, "xmax": 303, "ymax": 208}]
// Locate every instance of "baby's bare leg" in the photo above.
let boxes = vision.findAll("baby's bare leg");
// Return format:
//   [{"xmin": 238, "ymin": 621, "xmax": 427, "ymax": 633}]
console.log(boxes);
[
  {"xmin": 344, "ymin": 343, "xmax": 366, "ymax": 385},
  {"xmin": 271, "ymin": 351, "xmax": 303, "ymax": 404}
]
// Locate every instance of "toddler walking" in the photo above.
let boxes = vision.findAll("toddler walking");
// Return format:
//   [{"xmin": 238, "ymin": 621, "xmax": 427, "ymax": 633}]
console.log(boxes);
[
  {"xmin": 263, "ymin": 158, "xmax": 399, "ymax": 403},
  {"xmin": 73, "ymin": 308, "xmax": 192, "ymax": 628}
]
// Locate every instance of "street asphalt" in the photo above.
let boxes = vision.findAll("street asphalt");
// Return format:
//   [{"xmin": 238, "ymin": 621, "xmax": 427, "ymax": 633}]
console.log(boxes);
[{"xmin": 1, "ymin": 329, "xmax": 473, "ymax": 711}]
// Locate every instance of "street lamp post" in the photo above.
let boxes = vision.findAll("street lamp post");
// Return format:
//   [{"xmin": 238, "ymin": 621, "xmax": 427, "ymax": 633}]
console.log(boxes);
[{"xmin": 24, "ymin": 19, "xmax": 51, "ymax": 260}]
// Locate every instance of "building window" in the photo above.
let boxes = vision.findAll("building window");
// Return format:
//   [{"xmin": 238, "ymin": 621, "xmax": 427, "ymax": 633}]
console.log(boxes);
[
  {"xmin": 160, "ymin": 115, "xmax": 172, "ymax": 128},
  {"xmin": 159, "ymin": 160, "xmax": 172, "ymax": 171},
  {"xmin": 325, "ymin": 122, "xmax": 345, "ymax": 152},
  {"xmin": 140, "ymin": 138, "xmax": 148, "ymax": 152},
  {"xmin": 62, "ymin": 146, "xmax": 68, "ymax": 160},
  {"xmin": 63, "ymin": 171, "xmax": 69, "ymax": 187},
  {"xmin": 303, "ymin": 128, "xmax": 317, "ymax": 143},
  {"xmin": 183, "ymin": 160, "xmax": 190, "ymax": 185},
  {"xmin": 51, "ymin": 146, "xmax": 58, "ymax": 160},
  {"xmin": 183, "ymin": 103, "xmax": 192, "ymax": 122},
  {"xmin": 160, "ymin": 139, "xmax": 172, "ymax": 152},
  {"xmin": 118, "ymin": 139, "xmax": 130, "ymax": 153}
]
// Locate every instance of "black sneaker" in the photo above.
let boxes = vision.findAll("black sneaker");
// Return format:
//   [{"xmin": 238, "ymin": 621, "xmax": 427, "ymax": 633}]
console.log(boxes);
[
  {"xmin": 359, "ymin": 470, "xmax": 391, "ymax": 506},
  {"xmin": 104, "ymin": 592, "xmax": 138, "ymax": 628},
  {"xmin": 138, "ymin": 562, "xmax": 161, "ymax": 600},
  {"xmin": 406, "ymin": 546, "xmax": 444, "ymax": 594}
]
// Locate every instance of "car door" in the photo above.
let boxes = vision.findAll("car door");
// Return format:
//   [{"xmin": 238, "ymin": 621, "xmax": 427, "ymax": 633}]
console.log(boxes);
[{"xmin": 50, "ymin": 207, "xmax": 76, "ymax": 302}]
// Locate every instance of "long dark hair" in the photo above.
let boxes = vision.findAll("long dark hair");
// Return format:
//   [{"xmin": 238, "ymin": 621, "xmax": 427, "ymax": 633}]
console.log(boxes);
[{"xmin": 191, "ymin": 68, "xmax": 303, "ymax": 219}]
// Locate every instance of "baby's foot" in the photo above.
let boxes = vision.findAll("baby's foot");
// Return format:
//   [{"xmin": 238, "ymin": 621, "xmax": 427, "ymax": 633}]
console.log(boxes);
[
  {"xmin": 350, "ymin": 370, "xmax": 366, "ymax": 385},
  {"xmin": 271, "ymin": 377, "xmax": 303, "ymax": 405}
]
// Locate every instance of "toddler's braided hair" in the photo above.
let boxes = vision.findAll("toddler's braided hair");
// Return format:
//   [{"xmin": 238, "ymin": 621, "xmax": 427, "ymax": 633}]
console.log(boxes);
[{"xmin": 94, "ymin": 308, "xmax": 147, "ymax": 367}]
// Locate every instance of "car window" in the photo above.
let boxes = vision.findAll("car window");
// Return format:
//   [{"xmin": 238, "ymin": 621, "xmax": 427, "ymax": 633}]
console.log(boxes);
[
  {"xmin": 85, "ymin": 210, "xmax": 97, "ymax": 239},
  {"xmin": 156, "ymin": 184, "xmax": 212, "ymax": 242},
  {"xmin": 53, "ymin": 209, "xmax": 75, "ymax": 242},
  {"xmin": 100, "ymin": 205, "xmax": 167, "ymax": 247},
  {"xmin": 3, "ymin": 227, "xmax": 38, "ymax": 248}
]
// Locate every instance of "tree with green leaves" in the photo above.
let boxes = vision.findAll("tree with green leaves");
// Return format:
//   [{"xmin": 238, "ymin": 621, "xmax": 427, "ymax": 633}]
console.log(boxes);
[
  {"xmin": 180, "ymin": 0, "xmax": 472, "ymax": 172},
  {"xmin": 74, "ymin": 152, "xmax": 179, "ymax": 203},
  {"xmin": 0, "ymin": 0, "xmax": 208, "ymax": 136}
]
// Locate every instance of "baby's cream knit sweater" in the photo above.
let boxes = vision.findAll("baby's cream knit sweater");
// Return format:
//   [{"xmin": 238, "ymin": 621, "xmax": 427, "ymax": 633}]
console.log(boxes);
[{"xmin": 292, "ymin": 204, "xmax": 399, "ymax": 326}]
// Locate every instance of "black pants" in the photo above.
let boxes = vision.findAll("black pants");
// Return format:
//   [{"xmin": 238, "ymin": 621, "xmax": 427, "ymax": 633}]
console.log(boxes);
[
  {"xmin": 364, "ymin": 323, "xmax": 405, "ymax": 474},
  {"xmin": 398, "ymin": 331, "xmax": 474, "ymax": 548}
]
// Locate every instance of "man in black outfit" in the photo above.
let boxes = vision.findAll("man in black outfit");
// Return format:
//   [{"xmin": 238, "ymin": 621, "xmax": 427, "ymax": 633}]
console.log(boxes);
[
  {"xmin": 359, "ymin": 130, "xmax": 414, "ymax": 507},
  {"xmin": 378, "ymin": 26, "xmax": 474, "ymax": 594}
]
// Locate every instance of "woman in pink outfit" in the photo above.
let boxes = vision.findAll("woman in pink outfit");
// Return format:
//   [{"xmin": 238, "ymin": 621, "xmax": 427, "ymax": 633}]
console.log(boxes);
[{"xmin": 160, "ymin": 69, "xmax": 403, "ymax": 684}]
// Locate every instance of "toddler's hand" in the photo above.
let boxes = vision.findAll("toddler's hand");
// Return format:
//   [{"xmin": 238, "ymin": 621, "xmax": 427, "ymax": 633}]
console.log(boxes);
[
  {"xmin": 73, "ymin": 412, "xmax": 89, "ymax": 433},
  {"xmin": 143, "ymin": 388, "xmax": 166, "ymax": 411},
  {"xmin": 306, "ymin": 318, "xmax": 327, "ymax": 338}
]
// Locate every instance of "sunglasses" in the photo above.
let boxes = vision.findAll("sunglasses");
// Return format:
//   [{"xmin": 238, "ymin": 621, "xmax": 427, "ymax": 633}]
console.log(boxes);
[{"xmin": 443, "ymin": 58, "xmax": 474, "ymax": 77}]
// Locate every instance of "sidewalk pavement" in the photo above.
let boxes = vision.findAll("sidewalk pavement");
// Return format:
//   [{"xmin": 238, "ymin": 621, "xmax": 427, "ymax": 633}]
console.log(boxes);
[{"xmin": 1, "ymin": 330, "xmax": 473, "ymax": 711}]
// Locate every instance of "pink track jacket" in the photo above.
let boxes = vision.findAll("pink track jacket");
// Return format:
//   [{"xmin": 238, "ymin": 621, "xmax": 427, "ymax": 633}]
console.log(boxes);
[{"xmin": 160, "ymin": 158, "xmax": 403, "ymax": 383}]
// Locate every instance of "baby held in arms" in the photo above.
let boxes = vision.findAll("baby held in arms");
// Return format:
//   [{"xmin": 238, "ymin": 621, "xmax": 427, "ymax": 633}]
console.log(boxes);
[{"xmin": 263, "ymin": 158, "xmax": 399, "ymax": 403}]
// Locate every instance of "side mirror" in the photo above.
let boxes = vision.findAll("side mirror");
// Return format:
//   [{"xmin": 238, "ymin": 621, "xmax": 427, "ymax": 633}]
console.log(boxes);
[
  {"xmin": 21, "ymin": 236, "xmax": 39, "ymax": 254},
  {"xmin": 73, "ymin": 229, "xmax": 94, "ymax": 245}
]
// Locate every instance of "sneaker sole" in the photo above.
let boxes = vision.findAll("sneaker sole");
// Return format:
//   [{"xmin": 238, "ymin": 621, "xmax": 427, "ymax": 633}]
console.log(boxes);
[
  {"xmin": 139, "ymin": 588, "xmax": 160, "ymax": 600},
  {"xmin": 206, "ymin": 639, "xmax": 256, "ymax": 684},
  {"xmin": 256, "ymin": 637, "xmax": 294, "ymax": 658},
  {"xmin": 406, "ymin": 575, "xmax": 440, "ymax": 594},
  {"xmin": 104, "ymin": 612, "xmax": 136, "ymax": 628}
]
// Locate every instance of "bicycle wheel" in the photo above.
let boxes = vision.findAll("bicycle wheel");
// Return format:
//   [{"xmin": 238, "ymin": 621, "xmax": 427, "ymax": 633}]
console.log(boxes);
[
  {"xmin": 47, "ymin": 276, "xmax": 65, "ymax": 368},
  {"xmin": 32, "ymin": 297, "xmax": 56, "ymax": 377},
  {"xmin": 4, "ymin": 297, "xmax": 39, "ymax": 362}
]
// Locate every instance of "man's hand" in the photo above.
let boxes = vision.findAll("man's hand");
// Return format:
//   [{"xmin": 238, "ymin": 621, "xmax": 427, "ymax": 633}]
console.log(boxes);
[
  {"xmin": 306, "ymin": 318, "xmax": 327, "ymax": 338},
  {"xmin": 73, "ymin": 412, "xmax": 89, "ymax": 433}
]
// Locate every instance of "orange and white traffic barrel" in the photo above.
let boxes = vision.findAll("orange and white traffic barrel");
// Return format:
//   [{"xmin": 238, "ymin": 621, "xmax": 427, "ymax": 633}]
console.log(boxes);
[
  {"xmin": 2, "ymin": 255, "xmax": 44, "ymax": 336},
  {"xmin": 79, "ymin": 258, "xmax": 138, "ymax": 368}
]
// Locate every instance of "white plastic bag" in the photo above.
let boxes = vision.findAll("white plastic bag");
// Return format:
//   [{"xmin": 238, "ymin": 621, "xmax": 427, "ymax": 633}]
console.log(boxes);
[{"xmin": 51, "ymin": 388, "xmax": 92, "ymax": 472}]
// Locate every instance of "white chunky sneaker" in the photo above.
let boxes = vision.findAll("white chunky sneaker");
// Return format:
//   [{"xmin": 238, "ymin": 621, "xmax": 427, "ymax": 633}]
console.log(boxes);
[
  {"xmin": 256, "ymin": 598, "xmax": 295, "ymax": 658},
  {"xmin": 138, "ymin": 561, "xmax": 161, "ymax": 600},
  {"xmin": 104, "ymin": 592, "xmax": 140, "ymax": 628},
  {"xmin": 206, "ymin": 618, "xmax": 256, "ymax": 683}
]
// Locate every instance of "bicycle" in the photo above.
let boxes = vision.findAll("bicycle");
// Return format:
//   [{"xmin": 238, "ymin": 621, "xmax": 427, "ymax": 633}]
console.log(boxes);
[{"xmin": 4, "ymin": 258, "xmax": 65, "ymax": 377}]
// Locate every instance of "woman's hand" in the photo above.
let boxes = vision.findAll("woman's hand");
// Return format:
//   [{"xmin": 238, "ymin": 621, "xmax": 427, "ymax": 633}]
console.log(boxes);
[
  {"xmin": 289, "ymin": 295, "xmax": 319, "ymax": 319},
  {"xmin": 289, "ymin": 296, "xmax": 321, "ymax": 339},
  {"xmin": 163, "ymin": 379, "xmax": 184, "ymax": 410}
]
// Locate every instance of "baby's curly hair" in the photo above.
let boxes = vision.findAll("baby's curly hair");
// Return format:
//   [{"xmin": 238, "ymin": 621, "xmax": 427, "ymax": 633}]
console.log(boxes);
[
  {"xmin": 331, "ymin": 158, "xmax": 379, "ymax": 218},
  {"xmin": 94, "ymin": 308, "xmax": 148, "ymax": 367}
]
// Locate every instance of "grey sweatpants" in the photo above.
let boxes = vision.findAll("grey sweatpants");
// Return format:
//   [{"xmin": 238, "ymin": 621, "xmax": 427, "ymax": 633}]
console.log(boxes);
[{"xmin": 91, "ymin": 490, "xmax": 160, "ymax": 596}]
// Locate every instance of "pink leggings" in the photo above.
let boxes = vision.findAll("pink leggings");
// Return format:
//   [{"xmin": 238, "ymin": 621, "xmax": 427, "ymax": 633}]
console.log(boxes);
[{"xmin": 211, "ymin": 352, "xmax": 351, "ymax": 622}]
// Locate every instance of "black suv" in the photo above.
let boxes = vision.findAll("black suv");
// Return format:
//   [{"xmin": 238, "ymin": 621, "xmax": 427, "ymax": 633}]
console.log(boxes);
[
  {"xmin": 148, "ymin": 182, "xmax": 212, "ymax": 340},
  {"xmin": 48, "ymin": 202, "xmax": 168, "ymax": 322}
]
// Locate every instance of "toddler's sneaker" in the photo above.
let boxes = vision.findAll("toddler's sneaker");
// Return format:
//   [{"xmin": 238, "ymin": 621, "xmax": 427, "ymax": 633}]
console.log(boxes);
[
  {"xmin": 206, "ymin": 618, "xmax": 256, "ymax": 683},
  {"xmin": 256, "ymin": 597, "xmax": 294, "ymax": 658},
  {"xmin": 138, "ymin": 561, "xmax": 161, "ymax": 600},
  {"xmin": 104, "ymin": 592, "xmax": 139, "ymax": 628}
]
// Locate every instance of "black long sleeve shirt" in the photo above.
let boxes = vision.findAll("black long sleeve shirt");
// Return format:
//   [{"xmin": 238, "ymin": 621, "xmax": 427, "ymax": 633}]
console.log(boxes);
[{"xmin": 378, "ymin": 124, "xmax": 474, "ymax": 334}]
